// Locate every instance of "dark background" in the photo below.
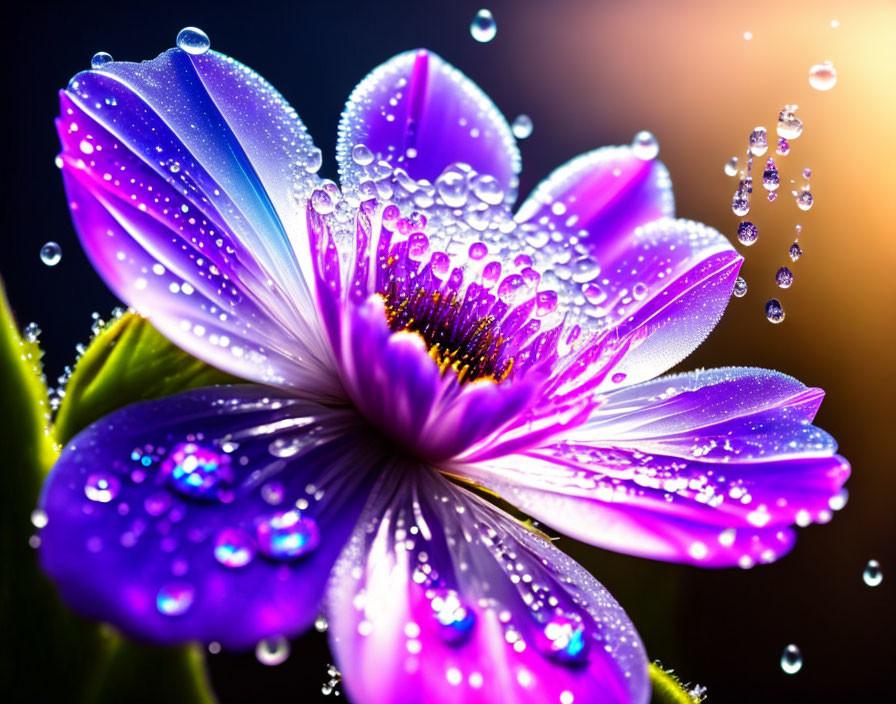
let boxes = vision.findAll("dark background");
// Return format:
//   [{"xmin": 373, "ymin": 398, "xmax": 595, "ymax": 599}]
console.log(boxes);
[{"xmin": 4, "ymin": 0, "xmax": 894, "ymax": 701}]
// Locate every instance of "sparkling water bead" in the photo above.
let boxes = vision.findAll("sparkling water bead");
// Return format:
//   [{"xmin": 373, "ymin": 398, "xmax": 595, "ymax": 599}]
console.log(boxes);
[
  {"xmin": 90, "ymin": 52, "xmax": 113, "ymax": 69},
  {"xmin": 351, "ymin": 144, "xmax": 374, "ymax": 166},
  {"xmin": 733, "ymin": 276, "xmax": 748, "ymax": 298},
  {"xmin": 470, "ymin": 9, "xmax": 497, "ymax": 43},
  {"xmin": 796, "ymin": 190, "xmax": 814, "ymax": 211},
  {"xmin": 429, "ymin": 589, "xmax": 476, "ymax": 644},
  {"xmin": 863, "ymin": 560, "xmax": 883, "ymax": 587},
  {"xmin": 631, "ymin": 130, "xmax": 659, "ymax": 160},
  {"xmin": 256, "ymin": 636, "xmax": 290, "ymax": 666},
  {"xmin": 776, "ymin": 107, "xmax": 803, "ymax": 139},
  {"xmin": 536, "ymin": 615, "xmax": 589, "ymax": 664},
  {"xmin": 256, "ymin": 510, "xmax": 320, "ymax": 560},
  {"xmin": 780, "ymin": 644, "xmax": 802, "ymax": 674},
  {"xmin": 85, "ymin": 473, "xmax": 120, "ymax": 503},
  {"xmin": 765, "ymin": 299, "xmax": 785, "ymax": 324},
  {"xmin": 749, "ymin": 127, "xmax": 768, "ymax": 157},
  {"xmin": 162, "ymin": 442, "xmax": 233, "ymax": 499},
  {"xmin": 762, "ymin": 159, "xmax": 780, "ymax": 191},
  {"xmin": 176, "ymin": 27, "xmax": 211, "ymax": 55},
  {"xmin": 156, "ymin": 581, "xmax": 195, "ymax": 616},
  {"xmin": 776, "ymin": 137, "xmax": 790, "ymax": 156},
  {"xmin": 789, "ymin": 242, "xmax": 803, "ymax": 261},
  {"xmin": 214, "ymin": 527, "xmax": 256, "ymax": 568},
  {"xmin": 732, "ymin": 193, "xmax": 750, "ymax": 217},
  {"xmin": 40, "ymin": 241, "xmax": 62, "ymax": 266},
  {"xmin": 776, "ymin": 266, "xmax": 794, "ymax": 288},
  {"xmin": 511, "ymin": 114, "xmax": 534, "ymax": 139},
  {"xmin": 724, "ymin": 156, "xmax": 739, "ymax": 177},
  {"xmin": 737, "ymin": 221, "xmax": 758, "ymax": 246},
  {"xmin": 809, "ymin": 61, "xmax": 837, "ymax": 91}
]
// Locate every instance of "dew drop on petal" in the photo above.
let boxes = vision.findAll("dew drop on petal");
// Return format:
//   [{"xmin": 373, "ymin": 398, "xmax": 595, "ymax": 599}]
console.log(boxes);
[
  {"xmin": 537, "ymin": 615, "xmax": 589, "ymax": 664},
  {"xmin": 863, "ymin": 559, "xmax": 883, "ymax": 587},
  {"xmin": 737, "ymin": 221, "xmax": 758, "ymax": 246},
  {"xmin": 724, "ymin": 157, "xmax": 739, "ymax": 177},
  {"xmin": 90, "ymin": 52, "xmax": 113, "ymax": 69},
  {"xmin": 470, "ymin": 9, "xmax": 497, "ymax": 43},
  {"xmin": 311, "ymin": 189, "xmax": 336, "ymax": 215},
  {"xmin": 351, "ymin": 144, "xmax": 374, "ymax": 166},
  {"xmin": 780, "ymin": 644, "xmax": 802, "ymax": 674},
  {"xmin": 429, "ymin": 588, "xmax": 476, "ymax": 644},
  {"xmin": 256, "ymin": 636, "xmax": 290, "ymax": 666},
  {"xmin": 256, "ymin": 510, "xmax": 320, "ymax": 560},
  {"xmin": 156, "ymin": 581, "xmax": 195, "ymax": 616},
  {"xmin": 511, "ymin": 114, "xmax": 533, "ymax": 140},
  {"xmin": 733, "ymin": 276, "xmax": 748, "ymax": 298},
  {"xmin": 765, "ymin": 298, "xmax": 785, "ymax": 324},
  {"xmin": 40, "ymin": 241, "xmax": 62, "ymax": 266},
  {"xmin": 176, "ymin": 27, "xmax": 210, "ymax": 55},
  {"xmin": 631, "ymin": 130, "xmax": 659, "ymax": 160},
  {"xmin": 776, "ymin": 266, "xmax": 794, "ymax": 288},
  {"xmin": 304, "ymin": 147, "xmax": 323, "ymax": 174},
  {"xmin": 162, "ymin": 442, "xmax": 233, "ymax": 499},
  {"xmin": 85, "ymin": 473, "xmax": 120, "ymax": 503},
  {"xmin": 213, "ymin": 527, "xmax": 256, "ymax": 568},
  {"xmin": 809, "ymin": 61, "xmax": 837, "ymax": 91}
]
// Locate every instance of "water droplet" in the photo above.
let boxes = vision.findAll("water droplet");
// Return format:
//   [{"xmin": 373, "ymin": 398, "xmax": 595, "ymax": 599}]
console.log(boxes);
[
  {"xmin": 91, "ymin": 52, "xmax": 113, "ymax": 69},
  {"xmin": 863, "ymin": 559, "xmax": 883, "ymax": 587},
  {"xmin": 23, "ymin": 322, "xmax": 41, "ymax": 343},
  {"xmin": 430, "ymin": 589, "xmax": 476, "ymax": 644},
  {"xmin": 208, "ymin": 642, "xmax": 222, "ymax": 654},
  {"xmin": 314, "ymin": 615, "xmax": 329, "ymax": 632},
  {"xmin": 176, "ymin": 27, "xmax": 210, "ymax": 55},
  {"xmin": 214, "ymin": 527, "xmax": 256, "ymax": 568},
  {"xmin": 304, "ymin": 147, "xmax": 323, "ymax": 174},
  {"xmin": 776, "ymin": 266, "xmax": 794, "ymax": 288},
  {"xmin": 40, "ymin": 242, "xmax": 62, "ymax": 266},
  {"xmin": 780, "ymin": 644, "xmax": 802, "ymax": 674},
  {"xmin": 537, "ymin": 615, "xmax": 589, "ymax": 663},
  {"xmin": 157, "ymin": 581, "xmax": 195, "ymax": 616},
  {"xmin": 732, "ymin": 192, "xmax": 750, "ymax": 217},
  {"xmin": 30, "ymin": 508, "xmax": 48, "ymax": 528},
  {"xmin": 470, "ymin": 9, "xmax": 497, "ymax": 43},
  {"xmin": 261, "ymin": 480, "xmax": 285, "ymax": 505},
  {"xmin": 162, "ymin": 442, "xmax": 233, "ymax": 499},
  {"xmin": 796, "ymin": 190, "xmax": 813, "ymax": 211},
  {"xmin": 737, "ymin": 221, "xmax": 758, "ymax": 246},
  {"xmin": 471, "ymin": 174, "xmax": 504, "ymax": 205},
  {"xmin": 749, "ymin": 127, "xmax": 768, "ymax": 157},
  {"xmin": 765, "ymin": 299, "xmax": 785, "ymax": 324},
  {"xmin": 436, "ymin": 170, "xmax": 470, "ymax": 208},
  {"xmin": 762, "ymin": 158, "xmax": 780, "ymax": 192},
  {"xmin": 776, "ymin": 138, "xmax": 790, "ymax": 156},
  {"xmin": 724, "ymin": 157, "xmax": 739, "ymax": 177},
  {"xmin": 789, "ymin": 242, "xmax": 803, "ymax": 261},
  {"xmin": 311, "ymin": 189, "xmax": 336, "ymax": 215},
  {"xmin": 733, "ymin": 277, "xmax": 748, "ymax": 298},
  {"xmin": 776, "ymin": 107, "xmax": 803, "ymax": 140},
  {"xmin": 631, "ymin": 131, "xmax": 659, "ymax": 160},
  {"xmin": 511, "ymin": 114, "xmax": 533, "ymax": 140},
  {"xmin": 85, "ymin": 473, "xmax": 120, "ymax": 503},
  {"xmin": 809, "ymin": 61, "xmax": 836, "ymax": 91},
  {"xmin": 351, "ymin": 144, "xmax": 374, "ymax": 166},
  {"xmin": 256, "ymin": 510, "xmax": 319, "ymax": 560},
  {"xmin": 256, "ymin": 636, "xmax": 290, "ymax": 666}
]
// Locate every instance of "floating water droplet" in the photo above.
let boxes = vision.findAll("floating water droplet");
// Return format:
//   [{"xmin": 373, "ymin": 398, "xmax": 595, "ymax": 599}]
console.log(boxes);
[
  {"xmin": 776, "ymin": 107, "xmax": 803, "ymax": 140},
  {"xmin": 261, "ymin": 480, "xmax": 285, "ymax": 505},
  {"xmin": 256, "ymin": 510, "xmax": 319, "ymax": 560},
  {"xmin": 796, "ymin": 190, "xmax": 813, "ymax": 211},
  {"xmin": 85, "ymin": 473, "xmax": 120, "ymax": 503},
  {"xmin": 765, "ymin": 299, "xmax": 785, "ymax": 324},
  {"xmin": 429, "ymin": 588, "xmax": 476, "ymax": 644},
  {"xmin": 780, "ymin": 644, "xmax": 802, "ymax": 674},
  {"xmin": 470, "ymin": 9, "xmax": 497, "ymax": 43},
  {"xmin": 762, "ymin": 158, "xmax": 780, "ymax": 191},
  {"xmin": 176, "ymin": 27, "xmax": 210, "ymax": 55},
  {"xmin": 737, "ymin": 221, "xmax": 758, "ymax": 246},
  {"xmin": 256, "ymin": 636, "xmax": 290, "ymax": 666},
  {"xmin": 631, "ymin": 131, "xmax": 659, "ymax": 160},
  {"xmin": 749, "ymin": 127, "xmax": 768, "ymax": 157},
  {"xmin": 214, "ymin": 527, "xmax": 256, "ymax": 568},
  {"xmin": 351, "ymin": 144, "xmax": 374, "ymax": 166},
  {"xmin": 789, "ymin": 242, "xmax": 803, "ymax": 261},
  {"xmin": 733, "ymin": 277, "xmax": 748, "ymax": 298},
  {"xmin": 40, "ymin": 242, "xmax": 62, "ymax": 266},
  {"xmin": 776, "ymin": 266, "xmax": 794, "ymax": 288},
  {"xmin": 91, "ymin": 52, "xmax": 113, "ymax": 69},
  {"xmin": 724, "ymin": 157, "xmax": 739, "ymax": 177},
  {"xmin": 732, "ymin": 192, "xmax": 750, "ymax": 217},
  {"xmin": 537, "ymin": 615, "xmax": 589, "ymax": 664},
  {"xmin": 809, "ymin": 61, "xmax": 837, "ymax": 91},
  {"xmin": 30, "ymin": 508, "xmax": 48, "ymax": 528},
  {"xmin": 314, "ymin": 615, "xmax": 329, "ymax": 632},
  {"xmin": 157, "ymin": 581, "xmax": 195, "ymax": 616},
  {"xmin": 863, "ymin": 559, "xmax": 882, "ymax": 587},
  {"xmin": 162, "ymin": 442, "xmax": 233, "ymax": 499},
  {"xmin": 776, "ymin": 138, "xmax": 790, "ymax": 156},
  {"xmin": 208, "ymin": 642, "xmax": 222, "ymax": 654},
  {"xmin": 511, "ymin": 114, "xmax": 533, "ymax": 139}
]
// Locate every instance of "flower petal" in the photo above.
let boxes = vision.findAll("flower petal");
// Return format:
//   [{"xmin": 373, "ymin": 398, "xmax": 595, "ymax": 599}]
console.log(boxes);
[
  {"xmin": 337, "ymin": 50, "xmax": 520, "ymax": 202},
  {"xmin": 58, "ymin": 49, "xmax": 338, "ymax": 395},
  {"xmin": 325, "ymin": 466, "xmax": 649, "ymax": 704},
  {"xmin": 460, "ymin": 368, "xmax": 849, "ymax": 567},
  {"xmin": 39, "ymin": 386, "xmax": 381, "ymax": 647}
]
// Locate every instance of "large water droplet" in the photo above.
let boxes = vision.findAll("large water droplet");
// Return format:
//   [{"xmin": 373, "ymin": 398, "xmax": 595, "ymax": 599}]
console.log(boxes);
[
  {"xmin": 631, "ymin": 131, "xmax": 659, "ymax": 160},
  {"xmin": 85, "ymin": 473, "xmax": 120, "ymax": 503},
  {"xmin": 537, "ymin": 615, "xmax": 589, "ymax": 664},
  {"xmin": 176, "ymin": 27, "xmax": 210, "ymax": 55},
  {"xmin": 776, "ymin": 106, "xmax": 803, "ymax": 139},
  {"xmin": 733, "ymin": 277, "xmax": 748, "ymax": 298},
  {"xmin": 351, "ymin": 144, "xmax": 374, "ymax": 166},
  {"xmin": 40, "ymin": 242, "xmax": 62, "ymax": 266},
  {"xmin": 808, "ymin": 61, "xmax": 837, "ymax": 91},
  {"xmin": 256, "ymin": 636, "xmax": 290, "ymax": 666},
  {"xmin": 470, "ymin": 9, "xmax": 497, "ymax": 43},
  {"xmin": 776, "ymin": 266, "xmax": 794, "ymax": 288},
  {"xmin": 749, "ymin": 127, "xmax": 768, "ymax": 157},
  {"xmin": 511, "ymin": 114, "xmax": 533, "ymax": 140},
  {"xmin": 91, "ymin": 52, "xmax": 113, "ymax": 69},
  {"xmin": 471, "ymin": 174, "xmax": 504, "ymax": 205},
  {"xmin": 737, "ymin": 221, "xmax": 758, "ymax": 246},
  {"xmin": 429, "ymin": 589, "xmax": 476, "ymax": 644},
  {"xmin": 256, "ymin": 510, "xmax": 319, "ymax": 560},
  {"xmin": 796, "ymin": 190, "xmax": 813, "ymax": 211},
  {"xmin": 214, "ymin": 527, "xmax": 256, "ymax": 568},
  {"xmin": 162, "ymin": 442, "xmax": 233, "ymax": 499},
  {"xmin": 724, "ymin": 157, "xmax": 739, "ymax": 177},
  {"xmin": 732, "ymin": 192, "xmax": 750, "ymax": 217},
  {"xmin": 780, "ymin": 644, "xmax": 802, "ymax": 674},
  {"xmin": 863, "ymin": 559, "xmax": 883, "ymax": 587},
  {"xmin": 765, "ymin": 299, "xmax": 785, "ymax": 324},
  {"xmin": 157, "ymin": 581, "xmax": 195, "ymax": 616},
  {"xmin": 311, "ymin": 189, "xmax": 336, "ymax": 215}
]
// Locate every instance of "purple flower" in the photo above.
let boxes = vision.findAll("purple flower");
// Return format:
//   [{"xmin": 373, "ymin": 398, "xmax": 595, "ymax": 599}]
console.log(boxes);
[{"xmin": 41, "ymin": 39, "xmax": 849, "ymax": 704}]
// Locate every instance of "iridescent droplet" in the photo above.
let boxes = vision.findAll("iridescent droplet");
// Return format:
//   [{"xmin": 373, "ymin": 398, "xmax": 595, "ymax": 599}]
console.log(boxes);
[
  {"xmin": 631, "ymin": 131, "xmax": 659, "ymax": 160},
  {"xmin": 311, "ymin": 189, "xmax": 336, "ymax": 215},
  {"xmin": 724, "ymin": 157, "xmax": 739, "ymax": 177},
  {"xmin": 85, "ymin": 473, "xmax": 120, "ymax": 503},
  {"xmin": 737, "ymin": 221, "xmax": 758, "ymax": 246},
  {"xmin": 863, "ymin": 559, "xmax": 883, "ymax": 587},
  {"xmin": 511, "ymin": 114, "xmax": 533, "ymax": 139},
  {"xmin": 470, "ymin": 9, "xmax": 497, "ymax": 43},
  {"xmin": 765, "ymin": 299, "xmax": 785, "ymax": 324},
  {"xmin": 40, "ymin": 242, "xmax": 62, "ymax": 266},
  {"xmin": 808, "ymin": 61, "xmax": 837, "ymax": 91},
  {"xmin": 214, "ymin": 527, "xmax": 256, "ymax": 568},
  {"xmin": 789, "ymin": 242, "xmax": 803, "ymax": 261},
  {"xmin": 256, "ymin": 510, "xmax": 319, "ymax": 560},
  {"xmin": 176, "ymin": 27, "xmax": 210, "ymax": 55},
  {"xmin": 91, "ymin": 52, "xmax": 113, "ymax": 69},
  {"xmin": 762, "ymin": 158, "xmax": 780, "ymax": 191},
  {"xmin": 796, "ymin": 190, "xmax": 813, "ymax": 211},
  {"xmin": 780, "ymin": 644, "xmax": 802, "ymax": 674},
  {"xmin": 537, "ymin": 615, "xmax": 589, "ymax": 663},
  {"xmin": 162, "ymin": 442, "xmax": 233, "ymax": 499},
  {"xmin": 733, "ymin": 276, "xmax": 748, "ymax": 298},
  {"xmin": 351, "ymin": 144, "xmax": 374, "ymax": 166},
  {"xmin": 256, "ymin": 636, "xmax": 290, "ymax": 666},
  {"xmin": 436, "ymin": 171, "xmax": 470, "ymax": 208},
  {"xmin": 776, "ymin": 138, "xmax": 790, "ymax": 156},
  {"xmin": 749, "ymin": 127, "xmax": 768, "ymax": 157},
  {"xmin": 776, "ymin": 266, "xmax": 794, "ymax": 288},
  {"xmin": 732, "ymin": 192, "xmax": 750, "ymax": 217},
  {"xmin": 156, "ymin": 581, "xmax": 195, "ymax": 616},
  {"xmin": 776, "ymin": 107, "xmax": 803, "ymax": 139},
  {"xmin": 430, "ymin": 588, "xmax": 476, "ymax": 644}
]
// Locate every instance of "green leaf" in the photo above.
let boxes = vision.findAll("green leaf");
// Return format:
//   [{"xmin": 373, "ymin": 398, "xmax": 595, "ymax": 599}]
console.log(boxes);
[
  {"xmin": 650, "ymin": 662, "xmax": 706, "ymax": 703},
  {"xmin": 54, "ymin": 310, "xmax": 239, "ymax": 445}
]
